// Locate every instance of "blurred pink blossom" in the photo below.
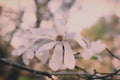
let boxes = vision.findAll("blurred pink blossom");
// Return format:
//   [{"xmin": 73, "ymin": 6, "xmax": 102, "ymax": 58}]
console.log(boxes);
[
  {"xmin": 81, "ymin": 40, "xmax": 106, "ymax": 60},
  {"xmin": 11, "ymin": 29, "xmax": 35, "ymax": 65},
  {"xmin": 29, "ymin": 20, "xmax": 86, "ymax": 71}
]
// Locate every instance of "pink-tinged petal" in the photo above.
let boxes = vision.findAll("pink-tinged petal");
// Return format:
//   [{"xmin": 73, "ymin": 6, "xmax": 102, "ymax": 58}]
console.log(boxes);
[
  {"xmin": 92, "ymin": 40, "xmax": 106, "ymax": 54},
  {"xmin": 34, "ymin": 40, "xmax": 49, "ymax": 51},
  {"xmin": 54, "ymin": 12, "xmax": 67, "ymax": 35},
  {"xmin": 49, "ymin": 43, "xmax": 63, "ymax": 71},
  {"xmin": 22, "ymin": 54, "xmax": 30, "ymax": 65},
  {"xmin": 26, "ymin": 49, "xmax": 34, "ymax": 59},
  {"xmin": 83, "ymin": 37, "xmax": 91, "ymax": 48},
  {"xmin": 95, "ymin": 44, "xmax": 106, "ymax": 53},
  {"xmin": 30, "ymin": 34, "xmax": 55, "ymax": 41},
  {"xmin": 75, "ymin": 34, "xmax": 86, "ymax": 48},
  {"xmin": 82, "ymin": 40, "xmax": 106, "ymax": 60},
  {"xmin": 81, "ymin": 49, "xmax": 93, "ymax": 59},
  {"xmin": 12, "ymin": 50, "xmax": 19, "ymax": 56},
  {"xmin": 54, "ymin": 22, "xmax": 66, "ymax": 35},
  {"xmin": 10, "ymin": 35, "xmax": 25, "ymax": 48},
  {"xmin": 63, "ymin": 42, "xmax": 75, "ymax": 69},
  {"xmin": 38, "ymin": 41, "xmax": 57, "ymax": 52},
  {"xmin": 66, "ymin": 33, "xmax": 86, "ymax": 48},
  {"xmin": 29, "ymin": 28, "xmax": 57, "ymax": 37},
  {"xmin": 41, "ymin": 51, "xmax": 49, "ymax": 64},
  {"xmin": 64, "ymin": 33, "xmax": 75, "ymax": 40},
  {"xmin": 12, "ymin": 46, "xmax": 26, "ymax": 56},
  {"xmin": 35, "ymin": 52, "xmax": 43, "ymax": 60}
]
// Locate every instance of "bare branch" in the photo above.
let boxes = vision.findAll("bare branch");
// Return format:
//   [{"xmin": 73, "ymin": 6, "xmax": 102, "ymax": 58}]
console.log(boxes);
[
  {"xmin": 106, "ymin": 48, "xmax": 120, "ymax": 60},
  {"xmin": 0, "ymin": 58, "xmax": 120, "ymax": 79},
  {"xmin": 0, "ymin": 58, "xmax": 54, "ymax": 80},
  {"xmin": 51, "ymin": 71, "xmax": 91, "ymax": 79},
  {"xmin": 34, "ymin": 0, "xmax": 41, "ymax": 28}
]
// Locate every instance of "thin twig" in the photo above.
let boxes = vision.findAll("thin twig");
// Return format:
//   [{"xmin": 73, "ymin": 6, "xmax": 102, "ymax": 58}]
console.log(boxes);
[
  {"xmin": 0, "ymin": 58, "xmax": 54, "ymax": 80},
  {"xmin": 75, "ymin": 65, "xmax": 88, "ymax": 73},
  {"xmin": 106, "ymin": 48, "xmax": 120, "ymax": 60},
  {"xmin": 0, "ymin": 51, "xmax": 120, "ymax": 80},
  {"xmin": 92, "ymin": 69, "xmax": 120, "ymax": 79},
  {"xmin": 34, "ymin": 0, "xmax": 41, "ymax": 28},
  {"xmin": 51, "ymin": 71, "xmax": 91, "ymax": 79}
]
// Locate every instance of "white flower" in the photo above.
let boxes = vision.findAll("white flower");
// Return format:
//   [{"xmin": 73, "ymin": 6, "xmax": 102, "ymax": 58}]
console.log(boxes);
[
  {"xmin": 11, "ymin": 30, "xmax": 35, "ymax": 65},
  {"xmin": 81, "ymin": 39, "xmax": 106, "ymax": 61},
  {"xmin": 29, "ymin": 24, "xmax": 86, "ymax": 71}
]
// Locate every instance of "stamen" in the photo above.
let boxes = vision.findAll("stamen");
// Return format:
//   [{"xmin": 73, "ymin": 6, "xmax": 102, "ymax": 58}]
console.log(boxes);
[{"xmin": 56, "ymin": 35, "xmax": 63, "ymax": 41}]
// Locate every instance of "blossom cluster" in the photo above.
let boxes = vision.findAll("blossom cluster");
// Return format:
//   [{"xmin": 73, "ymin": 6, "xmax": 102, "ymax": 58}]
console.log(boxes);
[
  {"xmin": 11, "ymin": 18, "xmax": 106, "ymax": 71},
  {"xmin": 7, "ymin": 0, "xmax": 109, "ymax": 71}
]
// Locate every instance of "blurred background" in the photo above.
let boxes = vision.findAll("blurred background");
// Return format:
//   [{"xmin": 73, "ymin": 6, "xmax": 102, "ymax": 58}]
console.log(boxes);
[{"xmin": 0, "ymin": 0, "xmax": 120, "ymax": 80}]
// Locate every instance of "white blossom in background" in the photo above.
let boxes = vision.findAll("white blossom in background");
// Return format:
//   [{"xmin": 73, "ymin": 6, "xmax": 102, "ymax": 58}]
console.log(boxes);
[
  {"xmin": 0, "ymin": 0, "xmax": 19, "ymax": 41},
  {"xmin": 11, "ymin": 29, "xmax": 35, "ymax": 65},
  {"xmin": 81, "ymin": 39, "xmax": 106, "ymax": 61},
  {"xmin": 20, "ymin": 0, "xmax": 36, "ymax": 30},
  {"xmin": 0, "ymin": 0, "xmax": 36, "ymax": 41},
  {"xmin": 29, "ymin": 19, "xmax": 86, "ymax": 71},
  {"xmin": 40, "ymin": 19, "xmax": 54, "ymax": 28},
  {"xmin": 0, "ymin": 15, "xmax": 17, "ymax": 41},
  {"xmin": 0, "ymin": 0, "xmax": 113, "ymax": 72},
  {"xmin": 48, "ymin": 0, "xmax": 63, "ymax": 15}
]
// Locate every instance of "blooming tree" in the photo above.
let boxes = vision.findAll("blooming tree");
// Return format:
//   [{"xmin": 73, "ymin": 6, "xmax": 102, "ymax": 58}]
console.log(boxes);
[
  {"xmin": 0, "ymin": 0, "xmax": 120, "ymax": 80},
  {"xmin": 10, "ymin": 12, "xmax": 107, "ymax": 71}
]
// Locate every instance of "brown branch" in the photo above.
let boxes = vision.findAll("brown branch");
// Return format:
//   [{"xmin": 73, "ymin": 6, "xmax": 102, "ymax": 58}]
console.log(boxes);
[
  {"xmin": 1, "ymin": 47, "xmax": 120, "ymax": 80},
  {"xmin": 0, "ymin": 58, "xmax": 54, "ymax": 80},
  {"xmin": 34, "ymin": 0, "xmax": 41, "ymax": 28},
  {"xmin": 51, "ymin": 71, "xmax": 91, "ymax": 79},
  {"xmin": 106, "ymin": 48, "xmax": 120, "ymax": 60}
]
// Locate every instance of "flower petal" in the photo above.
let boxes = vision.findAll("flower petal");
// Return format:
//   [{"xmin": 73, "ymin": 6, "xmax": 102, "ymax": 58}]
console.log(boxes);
[
  {"xmin": 49, "ymin": 43, "xmax": 63, "ymax": 71},
  {"xmin": 26, "ymin": 49, "xmax": 34, "ymax": 59},
  {"xmin": 65, "ymin": 33, "xmax": 86, "ymax": 48},
  {"xmin": 35, "ymin": 52, "xmax": 43, "ymax": 60},
  {"xmin": 74, "ymin": 34, "xmax": 86, "ymax": 49},
  {"xmin": 37, "ymin": 41, "xmax": 57, "ymax": 52},
  {"xmin": 12, "ymin": 46, "xmax": 26, "ymax": 56},
  {"xmin": 94, "ymin": 42, "xmax": 106, "ymax": 54},
  {"xmin": 22, "ymin": 54, "xmax": 30, "ymax": 65},
  {"xmin": 54, "ymin": 11, "xmax": 67, "ymax": 35},
  {"xmin": 30, "ymin": 34, "xmax": 55, "ymax": 41},
  {"xmin": 54, "ymin": 23, "xmax": 66, "ymax": 35},
  {"xmin": 64, "ymin": 33, "xmax": 75, "ymax": 40},
  {"xmin": 11, "ymin": 35, "xmax": 26, "ymax": 48},
  {"xmin": 29, "ymin": 28, "xmax": 57, "ymax": 37},
  {"xmin": 34, "ymin": 40, "xmax": 49, "ymax": 51},
  {"xmin": 41, "ymin": 51, "xmax": 49, "ymax": 64},
  {"xmin": 82, "ymin": 48, "xmax": 94, "ymax": 59},
  {"xmin": 63, "ymin": 42, "xmax": 75, "ymax": 69}
]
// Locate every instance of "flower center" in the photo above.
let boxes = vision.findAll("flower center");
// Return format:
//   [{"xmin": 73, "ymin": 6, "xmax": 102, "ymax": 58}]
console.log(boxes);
[{"xmin": 56, "ymin": 35, "xmax": 63, "ymax": 41}]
